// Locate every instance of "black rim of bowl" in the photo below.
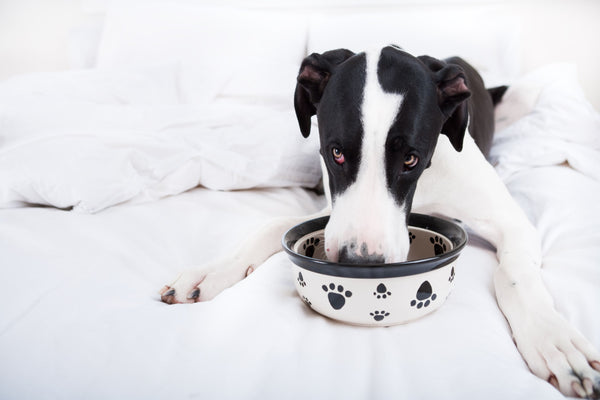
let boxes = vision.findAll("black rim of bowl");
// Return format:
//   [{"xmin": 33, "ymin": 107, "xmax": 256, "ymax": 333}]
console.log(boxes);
[{"xmin": 282, "ymin": 213, "xmax": 468, "ymax": 279}]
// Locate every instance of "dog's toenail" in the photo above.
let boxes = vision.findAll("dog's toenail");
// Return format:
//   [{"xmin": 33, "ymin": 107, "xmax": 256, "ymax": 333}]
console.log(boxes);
[
  {"xmin": 187, "ymin": 288, "xmax": 200, "ymax": 300},
  {"xmin": 572, "ymin": 381, "xmax": 587, "ymax": 398},
  {"xmin": 548, "ymin": 375, "xmax": 559, "ymax": 389},
  {"xmin": 163, "ymin": 288, "xmax": 175, "ymax": 297},
  {"xmin": 582, "ymin": 378, "xmax": 594, "ymax": 396},
  {"xmin": 246, "ymin": 266, "xmax": 254, "ymax": 277}
]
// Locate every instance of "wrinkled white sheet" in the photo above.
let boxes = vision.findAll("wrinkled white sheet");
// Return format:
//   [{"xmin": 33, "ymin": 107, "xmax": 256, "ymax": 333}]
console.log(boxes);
[
  {"xmin": 0, "ymin": 64, "xmax": 599, "ymax": 399},
  {"xmin": 0, "ymin": 170, "xmax": 598, "ymax": 400}
]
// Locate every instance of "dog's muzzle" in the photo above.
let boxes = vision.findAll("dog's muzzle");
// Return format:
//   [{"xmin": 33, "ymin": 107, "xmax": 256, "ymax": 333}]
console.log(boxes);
[
  {"xmin": 338, "ymin": 242, "xmax": 386, "ymax": 264},
  {"xmin": 324, "ymin": 210, "xmax": 411, "ymax": 265}
]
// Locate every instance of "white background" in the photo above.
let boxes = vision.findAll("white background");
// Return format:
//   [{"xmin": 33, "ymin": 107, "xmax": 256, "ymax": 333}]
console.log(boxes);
[{"xmin": 1, "ymin": 0, "xmax": 599, "ymax": 110}]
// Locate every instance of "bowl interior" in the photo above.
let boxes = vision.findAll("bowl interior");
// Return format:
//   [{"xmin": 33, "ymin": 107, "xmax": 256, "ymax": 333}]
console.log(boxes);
[
  {"xmin": 292, "ymin": 227, "xmax": 453, "ymax": 262},
  {"xmin": 283, "ymin": 214, "xmax": 467, "ymax": 278}
]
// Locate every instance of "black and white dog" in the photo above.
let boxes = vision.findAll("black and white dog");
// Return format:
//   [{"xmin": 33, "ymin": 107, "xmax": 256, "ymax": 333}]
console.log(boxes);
[{"xmin": 161, "ymin": 46, "xmax": 600, "ymax": 398}]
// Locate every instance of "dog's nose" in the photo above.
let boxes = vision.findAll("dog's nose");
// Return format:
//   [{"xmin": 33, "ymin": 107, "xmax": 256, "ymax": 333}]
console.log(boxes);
[{"xmin": 338, "ymin": 243, "xmax": 386, "ymax": 264}]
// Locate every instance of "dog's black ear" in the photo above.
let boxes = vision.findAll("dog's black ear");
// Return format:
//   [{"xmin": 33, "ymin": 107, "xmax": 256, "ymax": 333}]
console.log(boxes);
[
  {"xmin": 436, "ymin": 64, "xmax": 471, "ymax": 152},
  {"xmin": 488, "ymin": 85, "xmax": 509, "ymax": 106},
  {"xmin": 294, "ymin": 49, "xmax": 355, "ymax": 138},
  {"xmin": 419, "ymin": 55, "xmax": 471, "ymax": 152}
]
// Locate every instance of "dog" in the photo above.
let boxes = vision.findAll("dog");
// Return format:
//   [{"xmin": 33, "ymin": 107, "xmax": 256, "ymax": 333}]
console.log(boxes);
[{"xmin": 160, "ymin": 46, "xmax": 600, "ymax": 398}]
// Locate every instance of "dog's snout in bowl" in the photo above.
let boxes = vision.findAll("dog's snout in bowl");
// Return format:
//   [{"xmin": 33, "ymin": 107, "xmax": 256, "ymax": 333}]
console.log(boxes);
[
  {"xmin": 282, "ymin": 214, "xmax": 467, "ymax": 326},
  {"xmin": 338, "ymin": 243, "xmax": 386, "ymax": 265}
]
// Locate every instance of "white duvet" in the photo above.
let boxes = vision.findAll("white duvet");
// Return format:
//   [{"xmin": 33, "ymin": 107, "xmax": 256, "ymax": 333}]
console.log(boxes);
[
  {"xmin": 0, "ymin": 62, "xmax": 599, "ymax": 400},
  {"xmin": 0, "ymin": 65, "xmax": 321, "ymax": 213}
]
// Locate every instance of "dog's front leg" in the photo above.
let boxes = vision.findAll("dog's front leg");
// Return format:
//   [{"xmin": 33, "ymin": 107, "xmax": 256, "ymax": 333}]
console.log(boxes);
[
  {"xmin": 491, "ymin": 210, "xmax": 600, "ymax": 398},
  {"xmin": 415, "ymin": 135, "xmax": 600, "ymax": 398},
  {"xmin": 160, "ymin": 208, "xmax": 330, "ymax": 304}
]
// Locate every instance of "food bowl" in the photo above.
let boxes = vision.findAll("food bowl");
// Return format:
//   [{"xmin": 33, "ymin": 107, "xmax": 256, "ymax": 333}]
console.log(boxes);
[{"xmin": 282, "ymin": 214, "xmax": 467, "ymax": 326}]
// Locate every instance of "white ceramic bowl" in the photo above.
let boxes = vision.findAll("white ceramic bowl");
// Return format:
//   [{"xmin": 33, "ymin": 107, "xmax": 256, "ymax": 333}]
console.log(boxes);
[{"xmin": 282, "ymin": 214, "xmax": 467, "ymax": 326}]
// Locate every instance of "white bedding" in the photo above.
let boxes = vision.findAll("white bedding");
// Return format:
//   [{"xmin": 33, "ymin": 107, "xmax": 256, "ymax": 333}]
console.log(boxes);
[
  {"xmin": 1, "ymin": 63, "xmax": 599, "ymax": 399},
  {"xmin": 1, "ymin": 3, "xmax": 599, "ymax": 399},
  {"xmin": 0, "ymin": 67, "xmax": 321, "ymax": 213}
]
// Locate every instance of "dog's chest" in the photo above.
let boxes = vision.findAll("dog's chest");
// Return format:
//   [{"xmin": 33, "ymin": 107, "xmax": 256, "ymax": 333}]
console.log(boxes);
[{"xmin": 412, "ymin": 132, "xmax": 485, "ymax": 215}]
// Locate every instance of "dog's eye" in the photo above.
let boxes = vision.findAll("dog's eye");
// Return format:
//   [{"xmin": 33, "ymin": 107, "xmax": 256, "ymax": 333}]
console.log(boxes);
[
  {"xmin": 332, "ymin": 147, "xmax": 345, "ymax": 165},
  {"xmin": 404, "ymin": 154, "xmax": 419, "ymax": 169}
]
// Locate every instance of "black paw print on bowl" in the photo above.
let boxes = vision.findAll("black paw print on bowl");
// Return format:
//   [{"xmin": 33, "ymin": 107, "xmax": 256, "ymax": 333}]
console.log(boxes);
[
  {"xmin": 370, "ymin": 310, "xmax": 390, "ymax": 321},
  {"xmin": 322, "ymin": 283, "xmax": 352, "ymax": 310},
  {"xmin": 448, "ymin": 267, "xmax": 455, "ymax": 283},
  {"xmin": 410, "ymin": 280, "xmax": 437, "ymax": 309},
  {"xmin": 430, "ymin": 236, "xmax": 447, "ymax": 255},
  {"xmin": 302, "ymin": 296, "xmax": 312, "ymax": 306},
  {"xmin": 297, "ymin": 271, "xmax": 306, "ymax": 287},
  {"xmin": 373, "ymin": 283, "xmax": 392, "ymax": 299},
  {"xmin": 303, "ymin": 237, "xmax": 320, "ymax": 257}
]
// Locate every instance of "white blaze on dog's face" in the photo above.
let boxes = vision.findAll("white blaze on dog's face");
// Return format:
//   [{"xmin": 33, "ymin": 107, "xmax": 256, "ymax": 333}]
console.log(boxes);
[
  {"xmin": 294, "ymin": 46, "xmax": 471, "ymax": 264},
  {"xmin": 325, "ymin": 50, "xmax": 407, "ymax": 263}
]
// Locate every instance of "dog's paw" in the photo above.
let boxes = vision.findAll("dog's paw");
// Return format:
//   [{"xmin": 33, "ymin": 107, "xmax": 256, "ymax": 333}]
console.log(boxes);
[
  {"xmin": 159, "ymin": 269, "xmax": 204, "ymax": 304},
  {"xmin": 159, "ymin": 262, "xmax": 254, "ymax": 304},
  {"xmin": 513, "ymin": 309, "xmax": 600, "ymax": 398}
]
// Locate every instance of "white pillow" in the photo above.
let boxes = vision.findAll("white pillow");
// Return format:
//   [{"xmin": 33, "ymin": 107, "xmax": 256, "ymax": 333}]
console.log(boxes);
[
  {"xmin": 96, "ymin": 2, "xmax": 307, "ymax": 104},
  {"xmin": 0, "ymin": 65, "xmax": 180, "ymax": 148}
]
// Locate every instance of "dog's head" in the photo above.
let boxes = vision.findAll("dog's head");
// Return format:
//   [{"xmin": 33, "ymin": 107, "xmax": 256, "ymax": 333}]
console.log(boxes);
[{"xmin": 294, "ymin": 46, "xmax": 470, "ymax": 264}]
